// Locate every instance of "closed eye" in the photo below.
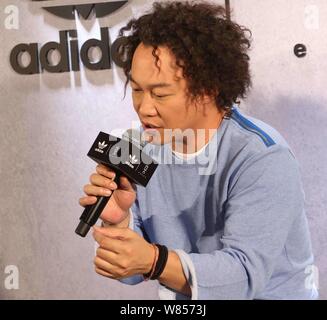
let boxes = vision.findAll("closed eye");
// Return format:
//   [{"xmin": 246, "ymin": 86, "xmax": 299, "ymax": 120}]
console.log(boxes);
[
  {"xmin": 152, "ymin": 93, "xmax": 171, "ymax": 98},
  {"xmin": 132, "ymin": 88, "xmax": 143, "ymax": 93},
  {"xmin": 132, "ymin": 88, "xmax": 171, "ymax": 98}
]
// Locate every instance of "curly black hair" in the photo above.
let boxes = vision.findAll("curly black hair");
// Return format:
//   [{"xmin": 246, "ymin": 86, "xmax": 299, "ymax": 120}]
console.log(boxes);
[{"xmin": 117, "ymin": 0, "xmax": 252, "ymax": 117}]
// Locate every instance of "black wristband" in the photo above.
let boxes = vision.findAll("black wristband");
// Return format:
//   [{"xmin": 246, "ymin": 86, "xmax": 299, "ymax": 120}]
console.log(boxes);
[{"xmin": 151, "ymin": 244, "xmax": 168, "ymax": 280}]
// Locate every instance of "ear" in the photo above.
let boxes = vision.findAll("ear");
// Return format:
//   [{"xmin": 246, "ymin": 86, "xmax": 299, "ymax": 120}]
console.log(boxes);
[
  {"xmin": 197, "ymin": 92, "xmax": 218, "ymax": 108},
  {"xmin": 202, "ymin": 94, "xmax": 214, "ymax": 105}
]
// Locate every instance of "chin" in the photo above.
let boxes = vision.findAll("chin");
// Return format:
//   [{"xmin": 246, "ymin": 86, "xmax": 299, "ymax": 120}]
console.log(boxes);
[
  {"xmin": 143, "ymin": 127, "xmax": 165, "ymax": 145},
  {"xmin": 147, "ymin": 134, "xmax": 166, "ymax": 145}
]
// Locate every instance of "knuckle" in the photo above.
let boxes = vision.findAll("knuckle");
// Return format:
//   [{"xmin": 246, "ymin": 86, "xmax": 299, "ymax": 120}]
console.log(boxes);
[
  {"xmin": 120, "ymin": 269, "xmax": 128, "ymax": 278},
  {"xmin": 99, "ymin": 239, "xmax": 106, "ymax": 248},
  {"xmin": 96, "ymin": 165, "xmax": 106, "ymax": 175},
  {"xmin": 96, "ymin": 247, "xmax": 104, "ymax": 257},
  {"xmin": 105, "ymin": 179, "xmax": 112, "ymax": 188},
  {"xmin": 124, "ymin": 247, "xmax": 132, "ymax": 256},
  {"xmin": 103, "ymin": 167, "xmax": 114, "ymax": 178},
  {"xmin": 114, "ymin": 268, "xmax": 123, "ymax": 277},
  {"xmin": 89, "ymin": 173, "xmax": 98, "ymax": 184},
  {"xmin": 83, "ymin": 185, "xmax": 89, "ymax": 194},
  {"xmin": 120, "ymin": 259, "xmax": 128, "ymax": 269}
]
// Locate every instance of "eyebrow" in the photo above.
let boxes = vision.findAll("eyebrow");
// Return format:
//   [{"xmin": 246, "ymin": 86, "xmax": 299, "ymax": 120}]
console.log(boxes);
[{"xmin": 129, "ymin": 75, "xmax": 172, "ymax": 90}]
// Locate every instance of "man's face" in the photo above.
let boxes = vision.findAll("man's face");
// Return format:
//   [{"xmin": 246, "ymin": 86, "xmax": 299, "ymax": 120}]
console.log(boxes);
[{"xmin": 130, "ymin": 43, "xmax": 209, "ymax": 146}]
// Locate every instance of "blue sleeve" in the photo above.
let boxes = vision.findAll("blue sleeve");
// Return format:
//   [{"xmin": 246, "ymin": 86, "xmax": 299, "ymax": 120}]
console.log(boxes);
[
  {"xmin": 118, "ymin": 198, "xmax": 147, "ymax": 285},
  {"xmin": 179, "ymin": 145, "xmax": 305, "ymax": 299}
]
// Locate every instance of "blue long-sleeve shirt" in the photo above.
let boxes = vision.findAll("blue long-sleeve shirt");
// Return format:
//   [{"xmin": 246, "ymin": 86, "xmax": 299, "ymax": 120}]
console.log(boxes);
[{"xmin": 119, "ymin": 105, "xmax": 318, "ymax": 300}]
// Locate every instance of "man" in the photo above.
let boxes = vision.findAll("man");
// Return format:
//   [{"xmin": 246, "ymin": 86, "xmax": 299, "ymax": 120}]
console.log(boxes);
[{"xmin": 79, "ymin": 1, "xmax": 317, "ymax": 299}]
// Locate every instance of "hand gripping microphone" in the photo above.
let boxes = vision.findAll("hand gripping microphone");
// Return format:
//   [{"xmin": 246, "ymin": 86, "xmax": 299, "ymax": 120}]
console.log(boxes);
[{"xmin": 75, "ymin": 129, "xmax": 158, "ymax": 237}]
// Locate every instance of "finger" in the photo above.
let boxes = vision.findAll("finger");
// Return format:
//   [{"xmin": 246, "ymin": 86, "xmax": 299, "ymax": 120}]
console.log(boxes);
[
  {"xmin": 89, "ymin": 173, "xmax": 118, "ymax": 190},
  {"xmin": 79, "ymin": 196, "xmax": 97, "ymax": 207},
  {"xmin": 83, "ymin": 184, "xmax": 112, "ymax": 197},
  {"xmin": 94, "ymin": 225, "xmax": 129, "ymax": 240},
  {"xmin": 96, "ymin": 165, "xmax": 116, "ymax": 179},
  {"xmin": 95, "ymin": 267, "xmax": 115, "ymax": 279},
  {"xmin": 93, "ymin": 229, "xmax": 123, "ymax": 253},
  {"xmin": 93, "ymin": 229, "xmax": 106, "ymax": 244},
  {"xmin": 94, "ymin": 256, "xmax": 118, "ymax": 275},
  {"xmin": 96, "ymin": 247, "xmax": 119, "ymax": 266}
]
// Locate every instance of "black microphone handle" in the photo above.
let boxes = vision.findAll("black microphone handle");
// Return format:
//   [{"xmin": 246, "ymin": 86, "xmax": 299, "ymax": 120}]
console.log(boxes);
[{"xmin": 75, "ymin": 171, "xmax": 121, "ymax": 237}]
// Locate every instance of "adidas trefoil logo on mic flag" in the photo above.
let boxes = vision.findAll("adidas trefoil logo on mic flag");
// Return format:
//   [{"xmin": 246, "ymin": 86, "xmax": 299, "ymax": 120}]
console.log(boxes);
[
  {"xmin": 95, "ymin": 141, "xmax": 108, "ymax": 154},
  {"xmin": 98, "ymin": 141, "xmax": 108, "ymax": 150},
  {"xmin": 129, "ymin": 155, "xmax": 138, "ymax": 164}
]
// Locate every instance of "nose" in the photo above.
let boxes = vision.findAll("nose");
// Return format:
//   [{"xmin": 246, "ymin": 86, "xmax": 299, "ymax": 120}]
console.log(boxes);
[{"xmin": 137, "ymin": 93, "xmax": 158, "ymax": 117}]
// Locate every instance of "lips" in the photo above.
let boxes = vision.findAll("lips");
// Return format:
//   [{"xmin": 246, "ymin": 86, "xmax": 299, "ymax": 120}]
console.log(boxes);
[{"xmin": 142, "ymin": 122, "xmax": 161, "ymax": 129}]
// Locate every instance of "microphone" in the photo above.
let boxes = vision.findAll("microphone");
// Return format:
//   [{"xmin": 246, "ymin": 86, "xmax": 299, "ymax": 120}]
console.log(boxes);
[{"xmin": 75, "ymin": 129, "xmax": 158, "ymax": 238}]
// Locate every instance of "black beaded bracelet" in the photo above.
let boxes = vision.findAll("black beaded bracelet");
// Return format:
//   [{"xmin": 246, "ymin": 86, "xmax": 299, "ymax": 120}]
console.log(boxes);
[{"xmin": 150, "ymin": 244, "xmax": 169, "ymax": 280}]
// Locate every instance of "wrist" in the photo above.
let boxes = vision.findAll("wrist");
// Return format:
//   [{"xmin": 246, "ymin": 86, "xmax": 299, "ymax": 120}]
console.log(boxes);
[
  {"xmin": 143, "ymin": 243, "xmax": 157, "ymax": 276},
  {"xmin": 143, "ymin": 244, "xmax": 169, "ymax": 281},
  {"xmin": 158, "ymin": 251, "xmax": 192, "ymax": 297}
]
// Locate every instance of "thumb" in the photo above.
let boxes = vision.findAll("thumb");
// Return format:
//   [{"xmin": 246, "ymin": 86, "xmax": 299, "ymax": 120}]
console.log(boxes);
[{"xmin": 119, "ymin": 176, "xmax": 136, "ymax": 192}]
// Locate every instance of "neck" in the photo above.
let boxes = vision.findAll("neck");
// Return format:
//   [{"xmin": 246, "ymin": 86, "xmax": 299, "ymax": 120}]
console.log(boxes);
[{"xmin": 172, "ymin": 108, "xmax": 226, "ymax": 154}]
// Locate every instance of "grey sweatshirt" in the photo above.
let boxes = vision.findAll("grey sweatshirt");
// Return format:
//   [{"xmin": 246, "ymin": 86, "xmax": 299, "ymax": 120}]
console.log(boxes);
[{"xmin": 119, "ymin": 105, "xmax": 318, "ymax": 300}]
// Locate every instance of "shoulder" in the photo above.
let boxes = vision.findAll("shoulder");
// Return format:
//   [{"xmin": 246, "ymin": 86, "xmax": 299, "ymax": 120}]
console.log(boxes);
[
  {"xmin": 225, "ymin": 105, "xmax": 297, "ymax": 163},
  {"xmin": 225, "ymin": 106, "xmax": 302, "ymax": 191},
  {"xmin": 228, "ymin": 105, "xmax": 291, "ymax": 150}
]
